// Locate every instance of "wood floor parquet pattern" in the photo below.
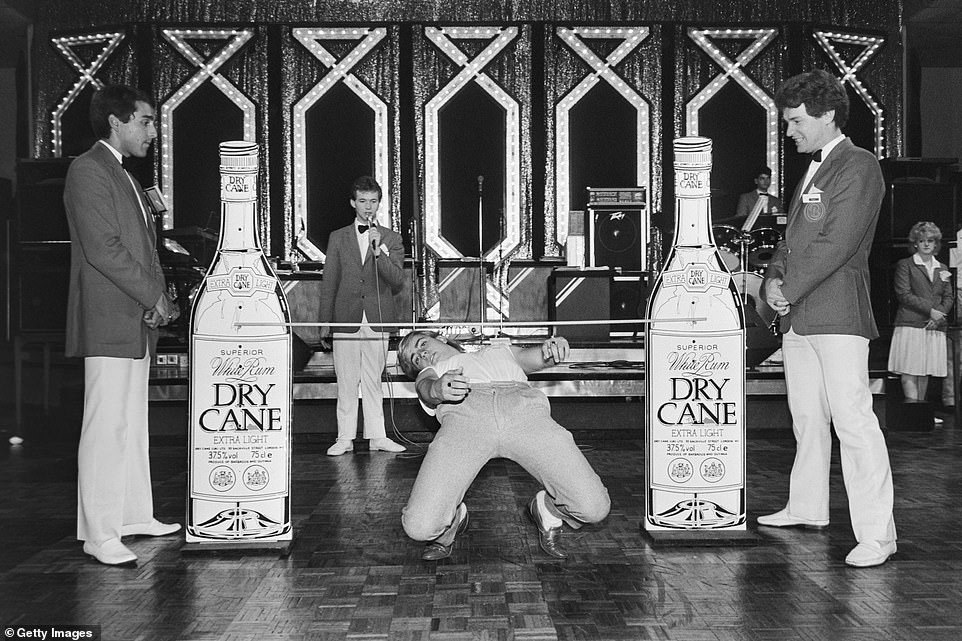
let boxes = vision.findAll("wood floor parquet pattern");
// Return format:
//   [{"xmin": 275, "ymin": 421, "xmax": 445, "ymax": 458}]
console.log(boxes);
[{"xmin": 1, "ymin": 420, "xmax": 962, "ymax": 640}]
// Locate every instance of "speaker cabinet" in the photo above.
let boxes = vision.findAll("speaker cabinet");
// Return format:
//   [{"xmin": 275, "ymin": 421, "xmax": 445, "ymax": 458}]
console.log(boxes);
[
  {"xmin": 15, "ymin": 243, "xmax": 70, "ymax": 333},
  {"xmin": 507, "ymin": 260, "xmax": 553, "ymax": 322},
  {"xmin": 610, "ymin": 273, "xmax": 649, "ymax": 338},
  {"xmin": 392, "ymin": 258, "xmax": 419, "ymax": 325},
  {"xmin": 548, "ymin": 268, "xmax": 610, "ymax": 342},
  {"xmin": 887, "ymin": 180, "xmax": 958, "ymax": 242},
  {"xmin": 437, "ymin": 260, "xmax": 493, "ymax": 323},
  {"xmin": 587, "ymin": 207, "xmax": 648, "ymax": 271},
  {"xmin": 279, "ymin": 271, "xmax": 324, "ymax": 347},
  {"xmin": 15, "ymin": 159, "xmax": 73, "ymax": 243}
]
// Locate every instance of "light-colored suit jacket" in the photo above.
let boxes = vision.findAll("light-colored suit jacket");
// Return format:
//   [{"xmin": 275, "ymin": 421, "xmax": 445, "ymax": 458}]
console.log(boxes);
[
  {"xmin": 63, "ymin": 141, "xmax": 166, "ymax": 358},
  {"xmin": 319, "ymin": 222, "xmax": 406, "ymax": 333},
  {"xmin": 762, "ymin": 137, "xmax": 884, "ymax": 339}
]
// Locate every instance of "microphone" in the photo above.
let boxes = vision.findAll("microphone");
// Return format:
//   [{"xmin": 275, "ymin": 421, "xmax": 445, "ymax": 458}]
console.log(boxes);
[
  {"xmin": 477, "ymin": 175, "xmax": 484, "ymax": 195},
  {"xmin": 368, "ymin": 216, "xmax": 380, "ymax": 258}
]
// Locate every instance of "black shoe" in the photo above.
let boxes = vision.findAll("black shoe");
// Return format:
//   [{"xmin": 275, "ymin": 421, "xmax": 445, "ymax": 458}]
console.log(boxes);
[
  {"xmin": 421, "ymin": 503, "xmax": 469, "ymax": 561},
  {"xmin": 528, "ymin": 490, "xmax": 568, "ymax": 559}
]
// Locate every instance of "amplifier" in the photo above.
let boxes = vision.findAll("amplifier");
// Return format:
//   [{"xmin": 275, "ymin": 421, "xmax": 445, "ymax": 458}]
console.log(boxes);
[{"xmin": 548, "ymin": 268, "xmax": 611, "ymax": 342}]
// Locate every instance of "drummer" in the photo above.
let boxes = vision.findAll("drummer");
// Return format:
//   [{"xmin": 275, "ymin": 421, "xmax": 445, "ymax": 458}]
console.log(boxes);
[{"xmin": 720, "ymin": 166, "xmax": 784, "ymax": 232}]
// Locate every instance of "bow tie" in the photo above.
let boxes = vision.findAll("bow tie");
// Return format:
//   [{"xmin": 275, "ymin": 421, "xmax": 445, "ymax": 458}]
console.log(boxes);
[
  {"xmin": 357, "ymin": 224, "xmax": 371, "ymax": 233},
  {"xmin": 811, "ymin": 149, "xmax": 823, "ymax": 162}
]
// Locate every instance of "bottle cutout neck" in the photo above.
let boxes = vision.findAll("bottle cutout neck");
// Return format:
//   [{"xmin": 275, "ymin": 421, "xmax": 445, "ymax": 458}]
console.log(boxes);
[
  {"xmin": 218, "ymin": 158, "xmax": 260, "ymax": 252},
  {"xmin": 673, "ymin": 165, "xmax": 714, "ymax": 248},
  {"xmin": 218, "ymin": 201, "xmax": 261, "ymax": 251}
]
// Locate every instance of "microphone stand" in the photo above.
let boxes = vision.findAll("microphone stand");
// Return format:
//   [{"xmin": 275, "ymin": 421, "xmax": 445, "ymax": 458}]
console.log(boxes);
[
  {"xmin": 409, "ymin": 216, "xmax": 421, "ymax": 324},
  {"xmin": 497, "ymin": 210, "xmax": 505, "ymax": 338},
  {"xmin": 477, "ymin": 175, "xmax": 485, "ymax": 342}
]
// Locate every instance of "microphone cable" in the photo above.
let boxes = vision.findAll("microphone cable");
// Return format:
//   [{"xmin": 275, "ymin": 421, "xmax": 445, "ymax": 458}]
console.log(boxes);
[{"xmin": 371, "ymin": 226, "xmax": 424, "ymax": 453}]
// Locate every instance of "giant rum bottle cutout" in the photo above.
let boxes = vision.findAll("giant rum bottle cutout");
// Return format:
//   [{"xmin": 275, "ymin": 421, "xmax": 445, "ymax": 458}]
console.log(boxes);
[
  {"xmin": 644, "ymin": 136, "xmax": 747, "ymax": 530},
  {"xmin": 187, "ymin": 141, "xmax": 293, "ymax": 542}
]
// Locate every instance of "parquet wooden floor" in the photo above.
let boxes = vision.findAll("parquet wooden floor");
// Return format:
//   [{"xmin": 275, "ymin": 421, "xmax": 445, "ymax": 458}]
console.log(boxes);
[{"xmin": 1, "ymin": 412, "xmax": 961, "ymax": 641}]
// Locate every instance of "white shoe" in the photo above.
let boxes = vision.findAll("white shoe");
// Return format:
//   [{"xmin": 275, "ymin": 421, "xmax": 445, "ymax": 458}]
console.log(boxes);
[
  {"xmin": 121, "ymin": 519, "xmax": 182, "ymax": 537},
  {"xmin": 369, "ymin": 438, "xmax": 406, "ymax": 453},
  {"xmin": 845, "ymin": 540, "xmax": 896, "ymax": 567},
  {"xmin": 326, "ymin": 440, "xmax": 353, "ymax": 456},
  {"xmin": 83, "ymin": 538, "xmax": 137, "ymax": 566},
  {"xmin": 757, "ymin": 508, "xmax": 829, "ymax": 528}
]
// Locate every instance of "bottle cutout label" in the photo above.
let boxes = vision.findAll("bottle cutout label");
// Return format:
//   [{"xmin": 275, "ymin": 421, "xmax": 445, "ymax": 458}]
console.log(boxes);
[
  {"xmin": 647, "ymin": 331, "xmax": 744, "ymax": 492},
  {"xmin": 190, "ymin": 336, "xmax": 290, "ymax": 501}
]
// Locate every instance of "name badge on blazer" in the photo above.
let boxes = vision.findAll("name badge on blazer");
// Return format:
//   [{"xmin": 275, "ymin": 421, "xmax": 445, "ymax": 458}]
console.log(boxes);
[{"xmin": 802, "ymin": 186, "xmax": 825, "ymax": 221}]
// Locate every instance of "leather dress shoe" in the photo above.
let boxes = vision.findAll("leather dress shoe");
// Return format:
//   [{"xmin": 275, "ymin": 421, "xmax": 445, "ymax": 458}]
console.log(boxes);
[
  {"xmin": 83, "ymin": 538, "xmax": 137, "ymax": 566},
  {"xmin": 370, "ymin": 438, "xmax": 406, "ymax": 453},
  {"xmin": 122, "ymin": 519, "xmax": 182, "ymax": 537},
  {"xmin": 845, "ymin": 540, "xmax": 897, "ymax": 567},
  {"xmin": 422, "ymin": 503, "xmax": 469, "ymax": 561},
  {"xmin": 757, "ymin": 508, "xmax": 829, "ymax": 529},
  {"xmin": 528, "ymin": 490, "xmax": 567, "ymax": 559},
  {"xmin": 326, "ymin": 439, "xmax": 353, "ymax": 456}
]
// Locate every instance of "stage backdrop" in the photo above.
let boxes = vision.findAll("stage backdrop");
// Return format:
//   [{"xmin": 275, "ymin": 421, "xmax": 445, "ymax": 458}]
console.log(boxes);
[{"xmin": 31, "ymin": 0, "xmax": 903, "ymax": 321}]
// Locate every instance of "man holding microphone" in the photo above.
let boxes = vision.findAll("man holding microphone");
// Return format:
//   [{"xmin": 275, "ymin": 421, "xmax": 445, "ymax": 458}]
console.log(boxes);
[{"xmin": 319, "ymin": 176, "xmax": 407, "ymax": 455}]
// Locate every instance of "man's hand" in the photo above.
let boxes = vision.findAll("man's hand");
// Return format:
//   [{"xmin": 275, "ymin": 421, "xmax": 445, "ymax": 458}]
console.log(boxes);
[
  {"xmin": 143, "ymin": 309, "xmax": 163, "ymax": 329},
  {"xmin": 432, "ymin": 367, "xmax": 469, "ymax": 403},
  {"xmin": 319, "ymin": 325, "xmax": 332, "ymax": 351},
  {"xmin": 369, "ymin": 225, "xmax": 381, "ymax": 257},
  {"xmin": 150, "ymin": 294, "xmax": 179, "ymax": 327},
  {"xmin": 541, "ymin": 336, "xmax": 569, "ymax": 364},
  {"xmin": 764, "ymin": 277, "xmax": 791, "ymax": 316}
]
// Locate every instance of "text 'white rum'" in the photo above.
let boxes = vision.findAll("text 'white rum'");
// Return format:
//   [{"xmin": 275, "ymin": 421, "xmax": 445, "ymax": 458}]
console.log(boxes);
[
  {"xmin": 644, "ymin": 136, "xmax": 746, "ymax": 530},
  {"xmin": 187, "ymin": 141, "xmax": 293, "ymax": 542}
]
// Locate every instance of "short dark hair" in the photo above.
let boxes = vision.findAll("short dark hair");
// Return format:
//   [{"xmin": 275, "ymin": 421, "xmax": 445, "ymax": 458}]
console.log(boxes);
[
  {"xmin": 89, "ymin": 84, "xmax": 153, "ymax": 140},
  {"xmin": 775, "ymin": 69, "xmax": 849, "ymax": 129},
  {"xmin": 351, "ymin": 176, "xmax": 382, "ymax": 200},
  {"xmin": 757, "ymin": 167, "xmax": 773, "ymax": 177}
]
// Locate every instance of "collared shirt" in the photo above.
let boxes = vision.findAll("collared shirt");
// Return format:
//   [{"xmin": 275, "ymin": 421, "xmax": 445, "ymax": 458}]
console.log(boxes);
[
  {"xmin": 98, "ymin": 139, "xmax": 150, "ymax": 229},
  {"xmin": 801, "ymin": 134, "xmax": 846, "ymax": 192},
  {"xmin": 355, "ymin": 220, "xmax": 371, "ymax": 260},
  {"xmin": 913, "ymin": 252, "xmax": 938, "ymax": 281}
]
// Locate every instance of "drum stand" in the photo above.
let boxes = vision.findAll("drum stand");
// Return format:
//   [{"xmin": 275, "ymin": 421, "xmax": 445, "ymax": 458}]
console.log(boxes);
[{"xmin": 734, "ymin": 233, "xmax": 753, "ymax": 307}]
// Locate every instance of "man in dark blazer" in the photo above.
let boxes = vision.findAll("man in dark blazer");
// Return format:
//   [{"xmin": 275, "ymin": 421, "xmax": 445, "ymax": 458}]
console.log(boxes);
[
  {"xmin": 64, "ymin": 85, "xmax": 181, "ymax": 566},
  {"xmin": 732, "ymin": 166, "xmax": 784, "ymax": 230},
  {"xmin": 760, "ymin": 70, "xmax": 896, "ymax": 567},
  {"xmin": 319, "ymin": 176, "xmax": 407, "ymax": 456}
]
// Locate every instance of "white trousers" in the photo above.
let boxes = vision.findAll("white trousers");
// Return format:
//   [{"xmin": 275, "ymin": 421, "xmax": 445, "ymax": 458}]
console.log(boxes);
[
  {"xmin": 781, "ymin": 330, "xmax": 897, "ymax": 543},
  {"xmin": 332, "ymin": 322, "xmax": 388, "ymax": 441},
  {"xmin": 77, "ymin": 352, "xmax": 154, "ymax": 544}
]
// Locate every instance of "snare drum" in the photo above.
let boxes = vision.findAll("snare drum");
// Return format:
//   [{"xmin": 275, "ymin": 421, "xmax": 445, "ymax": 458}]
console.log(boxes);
[
  {"xmin": 747, "ymin": 227, "xmax": 782, "ymax": 272},
  {"xmin": 712, "ymin": 224, "xmax": 745, "ymax": 271}
]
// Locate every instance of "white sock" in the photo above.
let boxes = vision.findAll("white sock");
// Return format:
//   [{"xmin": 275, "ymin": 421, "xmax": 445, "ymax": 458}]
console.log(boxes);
[{"xmin": 537, "ymin": 491, "xmax": 563, "ymax": 528}]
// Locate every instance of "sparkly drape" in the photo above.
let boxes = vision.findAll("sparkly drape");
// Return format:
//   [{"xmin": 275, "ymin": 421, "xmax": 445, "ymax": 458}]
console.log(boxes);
[
  {"xmin": 411, "ymin": 23, "xmax": 533, "ymax": 318},
  {"xmin": 281, "ymin": 25, "xmax": 401, "ymax": 261},
  {"xmin": 542, "ymin": 24, "xmax": 665, "ymax": 258},
  {"xmin": 153, "ymin": 25, "xmax": 272, "ymax": 246},
  {"xmin": 32, "ymin": 0, "xmax": 904, "ymax": 318}
]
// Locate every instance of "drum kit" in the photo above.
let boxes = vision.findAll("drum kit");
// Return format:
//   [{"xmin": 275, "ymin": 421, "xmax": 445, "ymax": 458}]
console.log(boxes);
[{"xmin": 712, "ymin": 224, "xmax": 782, "ymax": 328}]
